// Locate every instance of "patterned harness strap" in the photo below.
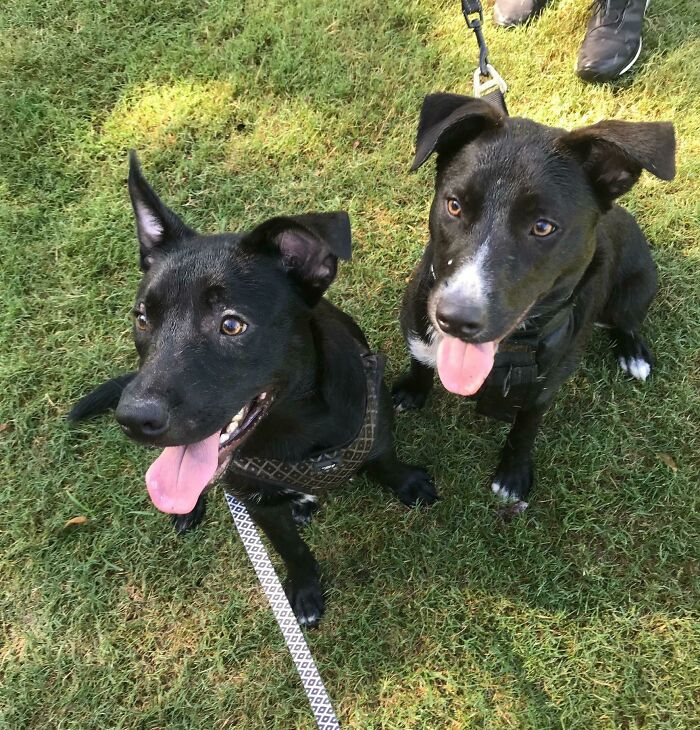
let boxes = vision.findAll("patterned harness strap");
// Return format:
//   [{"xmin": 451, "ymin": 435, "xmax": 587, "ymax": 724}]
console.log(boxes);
[
  {"xmin": 227, "ymin": 352, "xmax": 383, "ymax": 492},
  {"xmin": 224, "ymin": 493, "xmax": 341, "ymax": 730}
]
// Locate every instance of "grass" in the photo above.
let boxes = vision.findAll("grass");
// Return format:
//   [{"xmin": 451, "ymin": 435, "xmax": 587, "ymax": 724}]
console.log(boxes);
[{"xmin": 0, "ymin": 0, "xmax": 698, "ymax": 727}]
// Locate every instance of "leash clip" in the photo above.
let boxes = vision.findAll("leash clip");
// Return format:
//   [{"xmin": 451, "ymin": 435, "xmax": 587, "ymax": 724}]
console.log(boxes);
[
  {"xmin": 473, "ymin": 63, "xmax": 508, "ymax": 98},
  {"xmin": 461, "ymin": 0, "xmax": 489, "ymax": 75}
]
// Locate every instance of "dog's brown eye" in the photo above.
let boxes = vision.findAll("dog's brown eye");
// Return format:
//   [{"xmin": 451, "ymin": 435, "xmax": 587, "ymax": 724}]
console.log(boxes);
[
  {"xmin": 446, "ymin": 198, "xmax": 462, "ymax": 217},
  {"xmin": 531, "ymin": 219, "xmax": 557, "ymax": 237},
  {"xmin": 134, "ymin": 307, "xmax": 149, "ymax": 331},
  {"xmin": 221, "ymin": 316, "xmax": 247, "ymax": 336}
]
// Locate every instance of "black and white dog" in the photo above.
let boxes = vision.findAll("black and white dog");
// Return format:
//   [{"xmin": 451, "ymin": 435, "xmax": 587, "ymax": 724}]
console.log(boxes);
[
  {"xmin": 393, "ymin": 94, "xmax": 675, "ymax": 511},
  {"xmin": 70, "ymin": 153, "xmax": 437, "ymax": 626}
]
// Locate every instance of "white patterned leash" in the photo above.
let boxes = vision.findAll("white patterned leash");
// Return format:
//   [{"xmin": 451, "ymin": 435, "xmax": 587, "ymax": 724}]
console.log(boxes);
[{"xmin": 224, "ymin": 492, "xmax": 341, "ymax": 730}]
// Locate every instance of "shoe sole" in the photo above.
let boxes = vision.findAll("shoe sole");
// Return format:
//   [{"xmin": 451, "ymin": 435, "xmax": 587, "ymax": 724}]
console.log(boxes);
[{"xmin": 617, "ymin": 0, "xmax": 650, "ymax": 77}]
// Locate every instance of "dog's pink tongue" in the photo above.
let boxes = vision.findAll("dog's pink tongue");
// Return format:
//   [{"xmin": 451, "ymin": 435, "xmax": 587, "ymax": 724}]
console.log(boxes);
[
  {"xmin": 436, "ymin": 336, "xmax": 497, "ymax": 396},
  {"xmin": 145, "ymin": 433, "xmax": 220, "ymax": 514}
]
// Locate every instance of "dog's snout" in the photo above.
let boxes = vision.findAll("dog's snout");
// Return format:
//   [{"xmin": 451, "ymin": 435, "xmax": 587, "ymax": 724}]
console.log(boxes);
[
  {"xmin": 115, "ymin": 398, "xmax": 170, "ymax": 439},
  {"xmin": 436, "ymin": 299, "xmax": 486, "ymax": 340}
]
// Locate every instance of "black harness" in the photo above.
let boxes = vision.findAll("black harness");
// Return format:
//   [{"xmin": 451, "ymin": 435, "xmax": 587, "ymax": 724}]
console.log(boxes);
[
  {"xmin": 227, "ymin": 351, "xmax": 383, "ymax": 493},
  {"xmin": 474, "ymin": 306, "xmax": 574, "ymax": 422}
]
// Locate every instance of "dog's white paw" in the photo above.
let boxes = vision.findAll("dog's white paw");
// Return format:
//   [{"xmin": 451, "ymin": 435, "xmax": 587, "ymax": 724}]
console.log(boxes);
[
  {"xmin": 491, "ymin": 482, "xmax": 529, "ymax": 518},
  {"xmin": 491, "ymin": 481, "xmax": 519, "ymax": 503},
  {"xmin": 297, "ymin": 609, "xmax": 322, "ymax": 628},
  {"xmin": 618, "ymin": 355, "xmax": 651, "ymax": 381}
]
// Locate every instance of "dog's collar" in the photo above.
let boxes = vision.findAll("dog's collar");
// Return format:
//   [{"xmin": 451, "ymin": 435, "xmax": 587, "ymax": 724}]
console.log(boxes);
[{"xmin": 225, "ymin": 350, "xmax": 383, "ymax": 493}]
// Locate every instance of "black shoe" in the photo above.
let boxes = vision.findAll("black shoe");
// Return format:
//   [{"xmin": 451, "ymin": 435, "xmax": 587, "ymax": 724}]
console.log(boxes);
[
  {"xmin": 493, "ymin": 0, "xmax": 551, "ymax": 27},
  {"xmin": 576, "ymin": 0, "xmax": 649, "ymax": 82}
]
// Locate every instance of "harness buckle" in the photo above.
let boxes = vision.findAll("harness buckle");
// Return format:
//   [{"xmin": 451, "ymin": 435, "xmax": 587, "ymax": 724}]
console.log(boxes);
[{"xmin": 473, "ymin": 64, "xmax": 508, "ymax": 98}]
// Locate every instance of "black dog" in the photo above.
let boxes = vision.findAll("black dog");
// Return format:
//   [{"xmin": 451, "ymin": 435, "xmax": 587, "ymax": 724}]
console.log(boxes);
[
  {"xmin": 70, "ymin": 153, "xmax": 437, "ymax": 626},
  {"xmin": 393, "ymin": 94, "xmax": 675, "ymax": 511}
]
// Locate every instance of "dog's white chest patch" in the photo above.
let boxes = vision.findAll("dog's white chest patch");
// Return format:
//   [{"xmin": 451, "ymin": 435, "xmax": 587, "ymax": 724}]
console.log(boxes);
[{"xmin": 408, "ymin": 326, "xmax": 442, "ymax": 367}]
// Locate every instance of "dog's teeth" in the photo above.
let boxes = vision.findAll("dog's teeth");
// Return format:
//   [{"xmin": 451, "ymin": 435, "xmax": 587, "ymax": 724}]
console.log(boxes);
[
  {"xmin": 219, "ymin": 434, "xmax": 228, "ymax": 445},
  {"xmin": 260, "ymin": 392, "xmax": 267, "ymax": 400}
]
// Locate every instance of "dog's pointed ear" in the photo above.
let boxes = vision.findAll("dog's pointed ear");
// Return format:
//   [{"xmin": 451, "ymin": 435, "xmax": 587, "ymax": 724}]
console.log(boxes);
[
  {"xmin": 241, "ymin": 212, "xmax": 352, "ymax": 305},
  {"xmin": 558, "ymin": 120, "xmax": 676, "ymax": 206},
  {"xmin": 127, "ymin": 151, "xmax": 196, "ymax": 269},
  {"xmin": 411, "ymin": 93, "xmax": 504, "ymax": 171}
]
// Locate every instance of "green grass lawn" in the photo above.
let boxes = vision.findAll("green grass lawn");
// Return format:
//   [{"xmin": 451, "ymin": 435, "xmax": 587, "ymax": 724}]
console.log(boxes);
[{"xmin": 1, "ymin": 0, "xmax": 698, "ymax": 727}]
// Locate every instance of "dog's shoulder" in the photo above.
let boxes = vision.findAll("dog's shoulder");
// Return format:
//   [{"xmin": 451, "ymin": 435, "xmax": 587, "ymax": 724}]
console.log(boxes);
[{"xmin": 312, "ymin": 299, "xmax": 370, "ymax": 352}]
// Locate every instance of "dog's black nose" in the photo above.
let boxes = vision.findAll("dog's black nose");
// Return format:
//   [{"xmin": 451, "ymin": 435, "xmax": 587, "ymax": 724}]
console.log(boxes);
[
  {"xmin": 115, "ymin": 399, "xmax": 170, "ymax": 439},
  {"xmin": 436, "ymin": 300, "xmax": 485, "ymax": 339}
]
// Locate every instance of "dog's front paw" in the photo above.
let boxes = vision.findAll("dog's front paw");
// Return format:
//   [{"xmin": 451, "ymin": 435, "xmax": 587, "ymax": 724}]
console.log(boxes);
[
  {"xmin": 392, "ymin": 374, "xmax": 430, "ymax": 413},
  {"xmin": 286, "ymin": 577, "xmax": 325, "ymax": 628},
  {"xmin": 171, "ymin": 495, "xmax": 206, "ymax": 534},
  {"xmin": 617, "ymin": 350, "xmax": 652, "ymax": 381},
  {"xmin": 490, "ymin": 462, "xmax": 532, "ymax": 516},
  {"xmin": 394, "ymin": 467, "xmax": 439, "ymax": 508},
  {"xmin": 614, "ymin": 334, "xmax": 653, "ymax": 382}
]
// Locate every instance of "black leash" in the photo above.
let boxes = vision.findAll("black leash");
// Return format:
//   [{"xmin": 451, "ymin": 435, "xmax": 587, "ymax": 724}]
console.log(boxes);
[{"xmin": 460, "ymin": 0, "xmax": 508, "ymax": 114}]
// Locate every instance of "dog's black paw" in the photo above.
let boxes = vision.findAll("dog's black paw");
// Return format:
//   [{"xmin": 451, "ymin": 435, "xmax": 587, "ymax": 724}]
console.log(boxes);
[
  {"xmin": 490, "ymin": 462, "xmax": 532, "ymax": 516},
  {"xmin": 614, "ymin": 334, "xmax": 653, "ymax": 382},
  {"xmin": 171, "ymin": 496, "xmax": 207, "ymax": 535},
  {"xmin": 291, "ymin": 496, "xmax": 320, "ymax": 528},
  {"xmin": 394, "ymin": 467, "xmax": 439, "ymax": 508},
  {"xmin": 392, "ymin": 374, "xmax": 430, "ymax": 413},
  {"xmin": 286, "ymin": 577, "xmax": 325, "ymax": 628}
]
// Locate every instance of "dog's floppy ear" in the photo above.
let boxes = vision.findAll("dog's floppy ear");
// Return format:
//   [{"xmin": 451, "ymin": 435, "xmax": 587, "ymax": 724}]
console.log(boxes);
[
  {"xmin": 558, "ymin": 120, "xmax": 675, "ymax": 207},
  {"xmin": 411, "ymin": 93, "xmax": 504, "ymax": 171},
  {"xmin": 128, "ymin": 151, "xmax": 196, "ymax": 269},
  {"xmin": 242, "ymin": 212, "xmax": 352, "ymax": 305}
]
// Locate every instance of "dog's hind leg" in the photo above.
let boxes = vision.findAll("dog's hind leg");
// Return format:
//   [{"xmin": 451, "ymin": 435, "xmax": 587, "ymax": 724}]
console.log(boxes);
[
  {"xmin": 392, "ymin": 357, "xmax": 434, "ymax": 412},
  {"xmin": 171, "ymin": 493, "xmax": 207, "ymax": 534},
  {"xmin": 246, "ymin": 501, "xmax": 324, "ymax": 628},
  {"xmin": 599, "ymin": 235, "xmax": 658, "ymax": 382}
]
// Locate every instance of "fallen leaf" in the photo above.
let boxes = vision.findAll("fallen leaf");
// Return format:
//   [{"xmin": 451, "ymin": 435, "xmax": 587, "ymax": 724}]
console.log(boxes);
[
  {"xmin": 64, "ymin": 516, "xmax": 89, "ymax": 527},
  {"xmin": 0, "ymin": 423, "xmax": 9, "ymax": 433},
  {"xmin": 352, "ymin": 139, "xmax": 360, "ymax": 149},
  {"xmin": 657, "ymin": 453, "xmax": 678, "ymax": 472}
]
